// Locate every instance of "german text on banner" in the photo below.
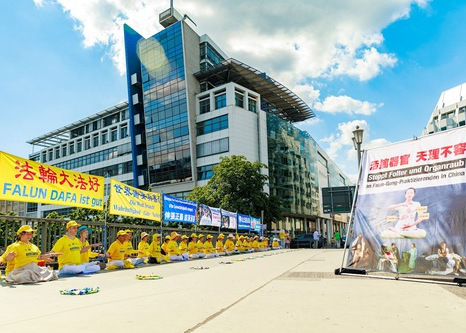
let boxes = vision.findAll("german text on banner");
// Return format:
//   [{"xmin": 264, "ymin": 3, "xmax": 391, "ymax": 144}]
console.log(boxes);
[
  {"xmin": 162, "ymin": 194, "xmax": 196, "ymax": 224},
  {"xmin": 0, "ymin": 151, "xmax": 104, "ymax": 210},
  {"xmin": 109, "ymin": 179, "xmax": 161, "ymax": 221},
  {"xmin": 346, "ymin": 127, "xmax": 466, "ymax": 276},
  {"xmin": 221, "ymin": 209, "xmax": 237, "ymax": 229},
  {"xmin": 198, "ymin": 203, "xmax": 221, "ymax": 227},
  {"xmin": 238, "ymin": 213, "xmax": 251, "ymax": 230}
]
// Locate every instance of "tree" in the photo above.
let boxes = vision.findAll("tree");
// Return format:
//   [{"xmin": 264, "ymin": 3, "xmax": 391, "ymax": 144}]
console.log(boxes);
[{"xmin": 188, "ymin": 155, "xmax": 282, "ymax": 226}]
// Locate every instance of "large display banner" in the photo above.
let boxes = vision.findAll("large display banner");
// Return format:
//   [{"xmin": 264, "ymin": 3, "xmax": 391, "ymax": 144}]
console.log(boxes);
[
  {"xmin": 109, "ymin": 179, "xmax": 161, "ymax": 221},
  {"xmin": 0, "ymin": 151, "xmax": 104, "ymax": 210},
  {"xmin": 238, "ymin": 213, "xmax": 251, "ymax": 231},
  {"xmin": 163, "ymin": 194, "xmax": 197, "ymax": 224},
  {"xmin": 250, "ymin": 217, "xmax": 261, "ymax": 232},
  {"xmin": 346, "ymin": 128, "xmax": 466, "ymax": 277},
  {"xmin": 198, "ymin": 203, "xmax": 221, "ymax": 227},
  {"xmin": 221, "ymin": 209, "xmax": 237, "ymax": 229}
]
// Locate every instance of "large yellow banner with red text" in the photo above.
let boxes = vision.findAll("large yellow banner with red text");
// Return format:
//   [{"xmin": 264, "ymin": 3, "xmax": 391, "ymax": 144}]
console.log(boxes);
[{"xmin": 0, "ymin": 151, "xmax": 105, "ymax": 210}]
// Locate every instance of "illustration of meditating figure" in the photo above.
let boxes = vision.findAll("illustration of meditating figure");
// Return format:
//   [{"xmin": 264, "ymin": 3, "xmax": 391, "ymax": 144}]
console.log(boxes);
[{"xmin": 381, "ymin": 187, "xmax": 428, "ymax": 239}]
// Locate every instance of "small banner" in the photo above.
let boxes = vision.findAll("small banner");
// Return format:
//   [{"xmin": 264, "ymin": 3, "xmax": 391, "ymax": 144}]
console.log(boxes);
[
  {"xmin": 198, "ymin": 203, "xmax": 221, "ymax": 227},
  {"xmin": 238, "ymin": 213, "xmax": 251, "ymax": 231},
  {"xmin": 0, "ymin": 151, "xmax": 104, "ymax": 210},
  {"xmin": 109, "ymin": 179, "xmax": 161, "ymax": 221},
  {"xmin": 221, "ymin": 209, "xmax": 237, "ymax": 229},
  {"xmin": 345, "ymin": 127, "xmax": 466, "ymax": 276},
  {"xmin": 163, "ymin": 194, "xmax": 197, "ymax": 224},
  {"xmin": 250, "ymin": 217, "xmax": 261, "ymax": 232}
]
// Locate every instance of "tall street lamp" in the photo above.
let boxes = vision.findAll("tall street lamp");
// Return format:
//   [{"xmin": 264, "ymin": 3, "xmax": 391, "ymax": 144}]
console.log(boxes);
[{"xmin": 352, "ymin": 126, "xmax": 364, "ymax": 168}]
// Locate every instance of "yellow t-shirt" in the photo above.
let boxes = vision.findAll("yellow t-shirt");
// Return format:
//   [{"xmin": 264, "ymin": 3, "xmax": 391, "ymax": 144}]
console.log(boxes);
[
  {"xmin": 188, "ymin": 241, "xmax": 198, "ymax": 255},
  {"xmin": 10, "ymin": 241, "xmax": 41, "ymax": 269},
  {"xmin": 204, "ymin": 241, "xmax": 214, "ymax": 254},
  {"xmin": 148, "ymin": 241, "xmax": 161, "ymax": 258},
  {"xmin": 224, "ymin": 239, "xmax": 235, "ymax": 252},
  {"xmin": 138, "ymin": 241, "xmax": 150, "ymax": 258},
  {"xmin": 79, "ymin": 239, "xmax": 99, "ymax": 263},
  {"xmin": 1, "ymin": 242, "xmax": 18, "ymax": 275},
  {"xmin": 279, "ymin": 232, "xmax": 286, "ymax": 239},
  {"xmin": 124, "ymin": 240, "xmax": 138, "ymax": 257},
  {"xmin": 215, "ymin": 240, "xmax": 224, "ymax": 252},
  {"xmin": 107, "ymin": 240, "xmax": 126, "ymax": 261},
  {"xmin": 252, "ymin": 240, "xmax": 259, "ymax": 250},
  {"xmin": 243, "ymin": 240, "xmax": 250, "ymax": 250},
  {"xmin": 51, "ymin": 235, "xmax": 82, "ymax": 269},
  {"xmin": 161, "ymin": 242, "xmax": 169, "ymax": 255},
  {"xmin": 179, "ymin": 241, "xmax": 188, "ymax": 254},
  {"xmin": 167, "ymin": 240, "xmax": 180, "ymax": 256},
  {"xmin": 197, "ymin": 240, "xmax": 205, "ymax": 253},
  {"xmin": 272, "ymin": 240, "xmax": 280, "ymax": 248},
  {"xmin": 236, "ymin": 240, "xmax": 244, "ymax": 251}
]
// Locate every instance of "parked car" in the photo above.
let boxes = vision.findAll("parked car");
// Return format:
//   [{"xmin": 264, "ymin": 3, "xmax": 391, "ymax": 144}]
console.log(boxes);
[{"xmin": 290, "ymin": 234, "xmax": 327, "ymax": 249}]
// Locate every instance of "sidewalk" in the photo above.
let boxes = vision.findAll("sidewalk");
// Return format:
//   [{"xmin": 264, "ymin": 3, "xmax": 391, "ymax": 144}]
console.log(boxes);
[{"xmin": 2, "ymin": 249, "xmax": 465, "ymax": 333}]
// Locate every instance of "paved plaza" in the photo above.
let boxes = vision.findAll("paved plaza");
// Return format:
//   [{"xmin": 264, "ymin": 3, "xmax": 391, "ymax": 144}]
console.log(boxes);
[{"xmin": 2, "ymin": 249, "xmax": 466, "ymax": 332}]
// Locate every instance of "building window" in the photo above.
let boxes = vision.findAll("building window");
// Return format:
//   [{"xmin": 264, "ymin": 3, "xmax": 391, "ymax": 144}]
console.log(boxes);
[
  {"xmin": 215, "ymin": 92, "xmax": 226, "ymax": 110},
  {"xmin": 62, "ymin": 145, "xmax": 67, "ymax": 157},
  {"xmin": 76, "ymin": 140, "xmax": 82, "ymax": 153},
  {"xmin": 235, "ymin": 91, "xmax": 244, "ymax": 108},
  {"xmin": 121, "ymin": 109, "xmax": 129, "ymax": 120},
  {"xmin": 69, "ymin": 143, "xmax": 75, "ymax": 155},
  {"xmin": 199, "ymin": 96, "xmax": 210, "ymax": 114},
  {"xmin": 84, "ymin": 136, "xmax": 91, "ymax": 150},
  {"xmin": 55, "ymin": 147, "xmax": 60, "ymax": 159},
  {"xmin": 111, "ymin": 127, "xmax": 118, "ymax": 142},
  {"xmin": 48, "ymin": 150, "xmax": 53, "ymax": 161},
  {"xmin": 93, "ymin": 134, "xmax": 99, "ymax": 147},
  {"xmin": 41, "ymin": 152, "xmax": 47, "ymax": 163},
  {"xmin": 101, "ymin": 132, "xmax": 108, "ymax": 145},
  {"xmin": 103, "ymin": 113, "xmax": 119, "ymax": 127},
  {"xmin": 197, "ymin": 164, "xmax": 217, "ymax": 180},
  {"xmin": 120, "ymin": 125, "xmax": 128, "ymax": 139},
  {"xmin": 196, "ymin": 115, "xmax": 228, "ymax": 136},
  {"xmin": 196, "ymin": 138, "xmax": 229, "ymax": 157},
  {"xmin": 248, "ymin": 97, "xmax": 257, "ymax": 113}
]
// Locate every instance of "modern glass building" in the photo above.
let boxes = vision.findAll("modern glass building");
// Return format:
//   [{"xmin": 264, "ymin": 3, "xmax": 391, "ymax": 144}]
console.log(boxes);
[
  {"xmin": 27, "ymin": 103, "xmax": 133, "ymax": 217},
  {"xmin": 122, "ymin": 5, "xmax": 351, "ymax": 235}
]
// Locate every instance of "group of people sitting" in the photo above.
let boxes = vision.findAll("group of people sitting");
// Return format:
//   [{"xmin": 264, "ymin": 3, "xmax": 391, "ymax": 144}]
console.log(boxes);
[{"xmin": 0, "ymin": 221, "xmax": 282, "ymax": 284}]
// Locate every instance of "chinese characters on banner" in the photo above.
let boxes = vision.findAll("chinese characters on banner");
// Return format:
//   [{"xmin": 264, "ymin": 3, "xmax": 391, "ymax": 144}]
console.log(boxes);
[
  {"xmin": 0, "ymin": 151, "xmax": 104, "ymax": 210},
  {"xmin": 162, "ymin": 194, "xmax": 197, "ymax": 224},
  {"xmin": 346, "ymin": 127, "xmax": 466, "ymax": 277},
  {"xmin": 109, "ymin": 179, "xmax": 161, "ymax": 221}
]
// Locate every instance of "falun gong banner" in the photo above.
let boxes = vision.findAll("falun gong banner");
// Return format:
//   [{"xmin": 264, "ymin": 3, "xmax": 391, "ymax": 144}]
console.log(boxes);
[
  {"xmin": 163, "ymin": 194, "xmax": 197, "ymax": 224},
  {"xmin": 109, "ymin": 179, "xmax": 161, "ymax": 221},
  {"xmin": 345, "ymin": 127, "xmax": 466, "ymax": 277},
  {"xmin": 0, "ymin": 151, "xmax": 104, "ymax": 210}
]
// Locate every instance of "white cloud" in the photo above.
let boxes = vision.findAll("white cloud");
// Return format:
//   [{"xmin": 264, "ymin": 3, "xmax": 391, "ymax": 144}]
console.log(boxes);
[{"xmin": 314, "ymin": 95, "xmax": 381, "ymax": 115}]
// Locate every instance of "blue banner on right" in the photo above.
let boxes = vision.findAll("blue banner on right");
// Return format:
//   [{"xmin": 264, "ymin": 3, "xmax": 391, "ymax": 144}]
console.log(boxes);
[
  {"xmin": 238, "ymin": 213, "xmax": 251, "ymax": 231},
  {"xmin": 346, "ymin": 127, "xmax": 466, "ymax": 277}
]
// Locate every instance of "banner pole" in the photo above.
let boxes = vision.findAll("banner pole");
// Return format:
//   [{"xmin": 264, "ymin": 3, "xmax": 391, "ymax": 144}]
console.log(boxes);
[{"xmin": 338, "ymin": 151, "xmax": 364, "ymax": 273}]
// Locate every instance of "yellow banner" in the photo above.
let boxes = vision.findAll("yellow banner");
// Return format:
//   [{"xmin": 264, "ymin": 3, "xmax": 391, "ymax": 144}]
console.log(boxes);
[
  {"xmin": 0, "ymin": 151, "xmax": 104, "ymax": 210},
  {"xmin": 109, "ymin": 179, "xmax": 161, "ymax": 221}
]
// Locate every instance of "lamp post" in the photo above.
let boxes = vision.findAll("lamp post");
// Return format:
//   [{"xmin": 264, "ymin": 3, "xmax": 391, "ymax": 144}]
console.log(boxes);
[{"xmin": 352, "ymin": 126, "xmax": 364, "ymax": 168}]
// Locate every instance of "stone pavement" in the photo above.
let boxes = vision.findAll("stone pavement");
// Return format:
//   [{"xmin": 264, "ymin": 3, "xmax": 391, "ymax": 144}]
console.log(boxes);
[{"xmin": 1, "ymin": 249, "xmax": 466, "ymax": 333}]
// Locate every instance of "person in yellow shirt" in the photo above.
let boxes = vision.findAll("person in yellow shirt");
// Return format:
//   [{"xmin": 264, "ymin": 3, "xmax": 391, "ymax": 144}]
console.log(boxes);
[
  {"xmin": 0, "ymin": 241, "xmax": 18, "ymax": 277},
  {"xmin": 188, "ymin": 233, "xmax": 199, "ymax": 259},
  {"xmin": 272, "ymin": 238, "xmax": 281, "ymax": 250},
  {"xmin": 148, "ymin": 233, "xmax": 169, "ymax": 264},
  {"xmin": 167, "ymin": 232, "xmax": 185, "ymax": 261},
  {"xmin": 204, "ymin": 234, "xmax": 218, "ymax": 258},
  {"xmin": 252, "ymin": 235, "xmax": 260, "ymax": 252},
  {"xmin": 179, "ymin": 235, "xmax": 189, "ymax": 260},
  {"xmin": 77, "ymin": 225, "xmax": 104, "ymax": 269},
  {"xmin": 197, "ymin": 234, "xmax": 206, "ymax": 258},
  {"xmin": 264, "ymin": 237, "xmax": 271, "ymax": 251},
  {"xmin": 106, "ymin": 230, "xmax": 128, "ymax": 268},
  {"xmin": 279, "ymin": 229, "xmax": 286, "ymax": 248},
  {"xmin": 224, "ymin": 234, "xmax": 236, "ymax": 255},
  {"xmin": 235, "ymin": 235, "xmax": 244, "ymax": 253},
  {"xmin": 4, "ymin": 225, "xmax": 59, "ymax": 284},
  {"xmin": 216, "ymin": 233, "xmax": 225, "ymax": 256},
  {"xmin": 51, "ymin": 221, "xmax": 100, "ymax": 275},
  {"xmin": 161, "ymin": 235, "xmax": 170, "ymax": 256},
  {"xmin": 124, "ymin": 229, "xmax": 145, "ymax": 266},
  {"xmin": 243, "ymin": 236, "xmax": 252, "ymax": 253},
  {"xmin": 137, "ymin": 232, "xmax": 150, "ymax": 261}
]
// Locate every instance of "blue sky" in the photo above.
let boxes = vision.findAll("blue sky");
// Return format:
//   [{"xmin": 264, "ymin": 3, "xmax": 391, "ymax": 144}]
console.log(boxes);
[{"xmin": 1, "ymin": 0, "xmax": 465, "ymax": 180}]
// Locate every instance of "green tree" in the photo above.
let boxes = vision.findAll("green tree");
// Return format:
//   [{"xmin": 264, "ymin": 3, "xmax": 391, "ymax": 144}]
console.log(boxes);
[{"xmin": 188, "ymin": 155, "xmax": 282, "ymax": 226}]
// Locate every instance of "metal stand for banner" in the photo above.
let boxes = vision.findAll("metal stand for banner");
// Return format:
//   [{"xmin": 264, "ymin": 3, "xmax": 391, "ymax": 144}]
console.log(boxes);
[{"xmin": 334, "ymin": 151, "xmax": 465, "ymax": 287}]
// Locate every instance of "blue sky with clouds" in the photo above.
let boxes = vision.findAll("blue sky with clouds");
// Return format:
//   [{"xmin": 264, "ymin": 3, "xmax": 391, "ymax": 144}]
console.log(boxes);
[{"xmin": 1, "ymin": 0, "xmax": 465, "ymax": 180}]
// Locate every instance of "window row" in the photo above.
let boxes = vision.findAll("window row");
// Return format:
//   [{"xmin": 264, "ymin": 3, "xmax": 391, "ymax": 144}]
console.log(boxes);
[
  {"xmin": 69, "ymin": 110, "xmax": 128, "ymax": 139},
  {"xmin": 196, "ymin": 115, "xmax": 228, "ymax": 136},
  {"xmin": 196, "ymin": 138, "xmax": 229, "ymax": 158},
  {"xmin": 197, "ymin": 164, "xmax": 217, "ymax": 181}
]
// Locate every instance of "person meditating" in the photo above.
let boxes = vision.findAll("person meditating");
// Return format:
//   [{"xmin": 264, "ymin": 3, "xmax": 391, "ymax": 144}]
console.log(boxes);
[{"xmin": 381, "ymin": 187, "xmax": 428, "ymax": 239}]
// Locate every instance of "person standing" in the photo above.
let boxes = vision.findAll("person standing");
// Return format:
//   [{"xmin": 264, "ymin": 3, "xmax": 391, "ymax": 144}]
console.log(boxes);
[
  {"xmin": 334, "ymin": 230, "xmax": 341, "ymax": 249},
  {"xmin": 285, "ymin": 233, "xmax": 291, "ymax": 249},
  {"xmin": 279, "ymin": 229, "xmax": 286, "ymax": 249},
  {"xmin": 313, "ymin": 230, "xmax": 320, "ymax": 249}
]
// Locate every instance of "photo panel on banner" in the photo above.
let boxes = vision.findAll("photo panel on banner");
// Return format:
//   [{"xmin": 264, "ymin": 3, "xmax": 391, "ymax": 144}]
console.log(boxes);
[
  {"xmin": 163, "ymin": 194, "xmax": 197, "ymax": 224},
  {"xmin": 0, "ymin": 151, "xmax": 104, "ymax": 210},
  {"xmin": 250, "ymin": 217, "xmax": 260, "ymax": 232},
  {"xmin": 346, "ymin": 127, "xmax": 466, "ymax": 277},
  {"xmin": 238, "ymin": 213, "xmax": 251, "ymax": 231},
  {"xmin": 221, "ymin": 209, "xmax": 237, "ymax": 229},
  {"xmin": 198, "ymin": 203, "xmax": 221, "ymax": 227},
  {"xmin": 109, "ymin": 179, "xmax": 161, "ymax": 221}
]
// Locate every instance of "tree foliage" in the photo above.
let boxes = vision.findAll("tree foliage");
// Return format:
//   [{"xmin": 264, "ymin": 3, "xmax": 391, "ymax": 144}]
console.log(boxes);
[{"xmin": 188, "ymin": 155, "xmax": 282, "ymax": 225}]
